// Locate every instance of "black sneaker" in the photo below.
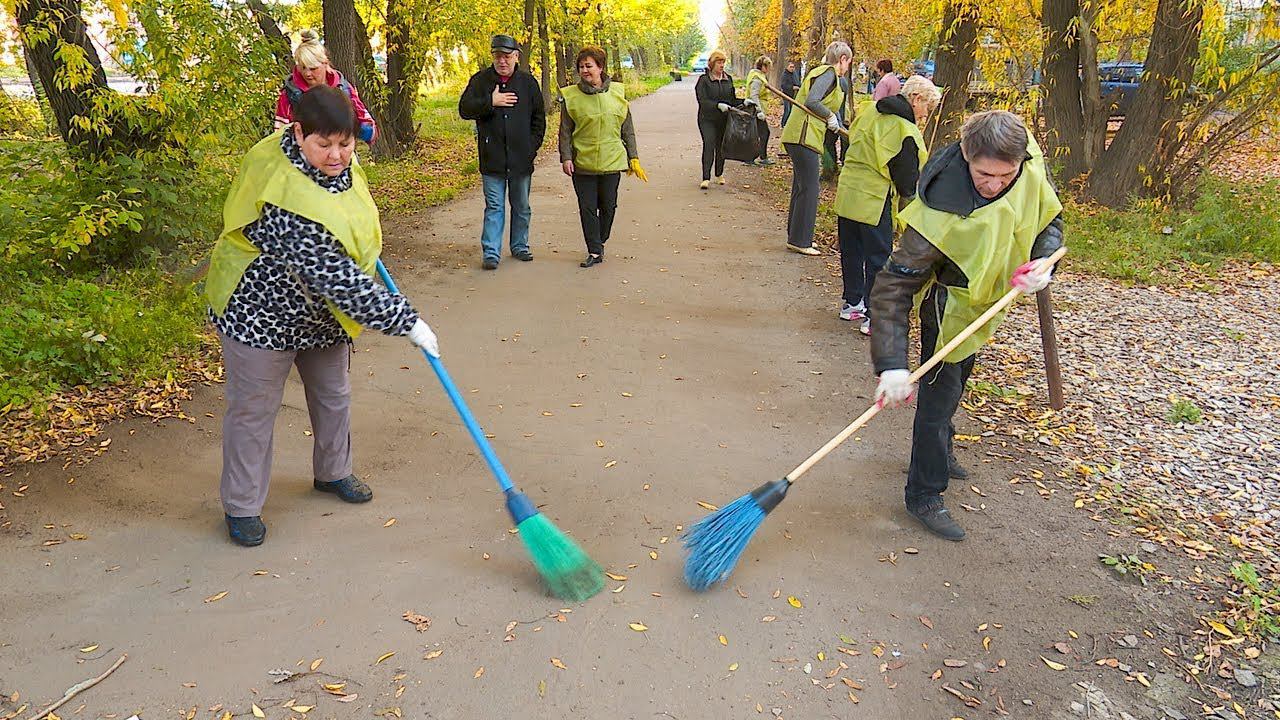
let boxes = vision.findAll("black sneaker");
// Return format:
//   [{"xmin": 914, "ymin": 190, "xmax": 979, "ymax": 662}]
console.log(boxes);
[
  {"xmin": 482, "ymin": 258, "xmax": 499, "ymax": 270},
  {"xmin": 314, "ymin": 475, "xmax": 373, "ymax": 503},
  {"xmin": 906, "ymin": 497, "xmax": 965, "ymax": 541},
  {"xmin": 948, "ymin": 455, "xmax": 970, "ymax": 480},
  {"xmin": 580, "ymin": 253, "xmax": 604, "ymax": 268},
  {"xmin": 226, "ymin": 515, "xmax": 266, "ymax": 546},
  {"xmin": 513, "ymin": 249, "xmax": 534, "ymax": 262}
]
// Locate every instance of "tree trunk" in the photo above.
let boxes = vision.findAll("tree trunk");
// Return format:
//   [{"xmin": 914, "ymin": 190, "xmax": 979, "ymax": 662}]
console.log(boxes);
[
  {"xmin": 1085, "ymin": 0, "xmax": 1205, "ymax": 206},
  {"xmin": 808, "ymin": 0, "xmax": 828, "ymax": 62},
  {"xmin": 1078, "ymin": 4, "xmax": 1106, "ymax": 172},
  {"xmin": 244, "ymin": 0, "xmax": 293, "ymax": 73},
  {"xmin": 776, "ymin": 0, "xmax": 795, "ymax": 86},
  {"xmin": 524, "ymin": 0, "xmax": 536, "ymax": 56},
  {"xmin": 1040, "ymin": 0, "xmax": 1084, "ymax": 175},
  {"xmin": 925, "ymin": 0, "xmax": 979, "ymax": 148},
  {"xmin": 22, "ymin": 45, "xmax": 56, "ymax": 135},
  {"xmin": 538, "ymin": 0, "xmax": 553, "ymax": 109},
  {"xmin": 383, "ymin": 0, "xmax": 420, "ymax": 147},
  {"xmin": 323, "ymin": 0, "xmax": 407, "ymax": 158},
  {"xmin": 15, "ymin": 0, "xmax": 111, "ymax": 153}
]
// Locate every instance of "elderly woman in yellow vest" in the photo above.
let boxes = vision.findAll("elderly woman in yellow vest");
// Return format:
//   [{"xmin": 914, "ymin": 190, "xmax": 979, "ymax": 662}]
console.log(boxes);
[
  {"xmin": 780, "ymin": 41, "xmax": 852, "ymax": 255},
  {"xmin": 870, "ymin": 110, "xmax": 1064, "ymax": 542},
  {"xmin": 558, "ymin": 45, "xmax": 647, "ymax": 268},
  {"xmin": 836, "ymin": 74, "xmax": 940, "ymax": 336},
  {"xmin": 744, "ymin": 56, "xmax": 774, "ymax": 166},
  {"xmin": 205, "ymin": 86, "xmax": 440, "ymax": 547}
]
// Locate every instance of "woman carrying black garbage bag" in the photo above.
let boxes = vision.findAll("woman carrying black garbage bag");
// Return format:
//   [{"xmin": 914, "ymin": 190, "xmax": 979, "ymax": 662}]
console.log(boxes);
[{"xmin": 694, "ymin": 50, "xmax": 744, "ymax": 189}]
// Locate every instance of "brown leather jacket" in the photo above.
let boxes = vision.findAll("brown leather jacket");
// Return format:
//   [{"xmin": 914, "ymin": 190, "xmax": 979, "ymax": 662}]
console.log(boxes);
[{"xmin": 869, "ymin": 142, "xmax": 1064, "ymax": 374}]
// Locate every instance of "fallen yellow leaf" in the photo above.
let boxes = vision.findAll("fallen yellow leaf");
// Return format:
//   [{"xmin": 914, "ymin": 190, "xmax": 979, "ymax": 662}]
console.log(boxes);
[
  {"xmin": 550, "ymin": 658, "xmax": 567, "ymax": 670},
  {"xmin": 604, "ymin": 460, "xmax": 617, "ymax": 469},
  {"xmin": 787, "ymin": 596, "xmax": 803, "ymax": 608},
  {"xmin": 79, "ymin": 645, "xmax": 99, "ymax": 653},
  {"xmin": 718, "ymin": 635, "xmax": 728, "ymax": 646},
  {"xmin": 310, "ymin": 658, "xmax": 323, "ymax": 671},
  {"xmin": 376, "ymin": 651, "xmax": 395, "ymax": 664},
  {"xmin": 728, "ymin": 663, "xmax": 739, "ymax": 671},
  {"xmin": 251, "ymin": 704, "xmax": 265, "ymax": 718},
  {"xmin": 423, "ymin": 650, "xmax": 443, "ymax": 660},
  {"xmin": 384, "ymin": 518, "xmax": 396, "ymax": 528},
  {"xmin": 204, "ymin": 591, "xmax": 228, "ymax": 604},
  {"xmin": 69, "ymin": 533, "xmax": 88, "ymax": 540},
  {"xmin": 612, "ymin": 585, "xmax": 626, "ymax": 594},
  {"xmin": 605, "ymin": 572, "xmax": 628, "ymax": 581},
  {"xmin": 290, "ymin": 706, "xmax": 313, "ymax": 714},
  {"xmin": 649, "ymin": 551, "xmax": 658, "ymax": 560},
  {"xmin": 629, "ymin": 623, "xmax": 648, "ymax": 632},
  {"xmin": 474, "ymin": 667, "xmax": 485, "ymax": 678},
  {"xmin": 322, "ymin": 683, "xmax": 346, "ymax": 693},
  {"xmin": 696, "ymin": 501, "xmax": 719, "ymax": 511},
  {"xmin": 1041, "ymin": 656, "xmax": 1068, "ymax": 671}
]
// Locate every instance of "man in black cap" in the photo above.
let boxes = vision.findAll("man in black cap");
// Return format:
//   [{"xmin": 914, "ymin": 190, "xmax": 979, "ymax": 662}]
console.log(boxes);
[{"xmin": 459, "ymin": 35, "xmax": 547, "ymax": 270}]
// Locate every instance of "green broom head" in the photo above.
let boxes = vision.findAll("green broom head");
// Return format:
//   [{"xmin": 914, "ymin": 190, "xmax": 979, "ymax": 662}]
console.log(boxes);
[
  {"xmin": 682, "ymin": 478, "xmax": 790, "ymax": 591},
  {"xmin": 507, "ymin": 489, "xmax": 604, "ymax": 602}
]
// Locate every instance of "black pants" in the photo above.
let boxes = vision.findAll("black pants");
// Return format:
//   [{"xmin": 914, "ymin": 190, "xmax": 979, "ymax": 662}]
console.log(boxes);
[
  {"xmin": 697, "ymin": 116, "xmax": 727, "ymax": 180},
  {"xmin": 756, "ymin": 118, "xmax": 770, "ymax": 161},
  {"xmin": 837, "ymin": 196, "xmax": 893, "ymax": 309},
  {"xmin": 571, "ymin": 172, "xmax": 620, "ymax": 256},
  {"xmin": 906, "ymin": 286, "xmax": 975, "ymax": 507}
]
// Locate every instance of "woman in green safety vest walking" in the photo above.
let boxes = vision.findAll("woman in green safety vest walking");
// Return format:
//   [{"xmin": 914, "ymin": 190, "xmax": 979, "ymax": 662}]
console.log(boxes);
[
  {"xmin": 205, "ymin": 86, "xmax": 441, "ymax": 547},
  {"xmin": 558, "ymin": 46, "xmax": 648, "ymax": 269},
  {"xmin": 835, "ymin": 74, "xmax": 941, "ymax": 336},
  {"xmin": 780, "ymin": 41, "xmax": 853, "ymax": 256},
  {"xmin": 744, "ymin": 56, "xmax": 775, "ymax": 166}
]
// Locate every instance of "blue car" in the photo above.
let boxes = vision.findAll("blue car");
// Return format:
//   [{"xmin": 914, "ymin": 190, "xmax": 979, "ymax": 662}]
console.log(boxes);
[{"xmin": 1099, "ymin": 62, "xmax": 1142, "ymax": 116}]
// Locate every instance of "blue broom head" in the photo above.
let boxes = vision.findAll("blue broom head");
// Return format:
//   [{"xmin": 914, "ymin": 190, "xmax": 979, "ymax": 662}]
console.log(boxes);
[{"xmin": 682, "ymin": 478, "xmax": 790, "ymax": 591}]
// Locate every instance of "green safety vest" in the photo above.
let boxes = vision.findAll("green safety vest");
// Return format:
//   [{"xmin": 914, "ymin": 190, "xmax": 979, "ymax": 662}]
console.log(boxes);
[
  {"xmin": 781, "ymin": 64, "xmax": 845, "ymax": 154},
  {"xmin": 834, "ymin": 98, "xmax": 927, "ymax": 226},
  {"xmin": 560, "ymin": 81, "xmax": 630, "ymax": 173},
  {"xmin": 205, "ymin": 130, "xmax": 383, "ymax": 339},
  {"xmin": 900, "ymin": 137, "xmax": 1063, "ymax": 363},
  {"xmin": 746, "ymin": 69, "xmax": 769, "ymax": 112}
]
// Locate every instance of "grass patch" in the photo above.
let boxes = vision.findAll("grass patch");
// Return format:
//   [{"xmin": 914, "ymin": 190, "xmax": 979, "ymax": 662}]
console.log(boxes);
[
  {"xmin": 363, "ymin": 92, "xmax": 477, "ymax": 217},
  {"xmin": 1166, "ymin": 397, "xmax": 1204, "ymax": 425},
  {"xmin": 1064, "ymin": 178, "xmax": 1280, "ymax": 284},
  {"xmin": 624, "ymin": 71, "xmax": 675, "ymax": 98}
]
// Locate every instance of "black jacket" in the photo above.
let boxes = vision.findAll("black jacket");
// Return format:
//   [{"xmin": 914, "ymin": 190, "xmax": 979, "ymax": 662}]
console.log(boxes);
[
  {"xmin": 458, "ymin": 65, "xmax": 546, "ymax": 176},
  {"xmin": 869, "ymin": 142, "xmax": 1064, "ymax": 373},
  {"xmin": 694, "ymin": 72, "xmax": 744, "ymax": 122},
  {"xmin": 781, "ymin": 68, "xmax": 801, "ymax": 96}
]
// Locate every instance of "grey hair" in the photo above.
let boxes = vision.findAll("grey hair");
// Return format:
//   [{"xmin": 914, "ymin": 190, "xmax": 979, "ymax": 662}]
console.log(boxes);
[
  {"xmin": 960, "ymin": 110, "xmax": 1029, "ymax": 164},
  {"xmin": 901, "ymin": 75, "xmax": 941, "ymax": 109},
  {"xmin": 823, "ymin": 41, "xmax": 853, "ymax": 66}
]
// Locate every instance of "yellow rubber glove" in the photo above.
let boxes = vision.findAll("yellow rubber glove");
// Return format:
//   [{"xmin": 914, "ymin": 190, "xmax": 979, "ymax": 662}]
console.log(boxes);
[{"xmin": 628, "ymin": 158, "xmax": 649, "ymax": 183}]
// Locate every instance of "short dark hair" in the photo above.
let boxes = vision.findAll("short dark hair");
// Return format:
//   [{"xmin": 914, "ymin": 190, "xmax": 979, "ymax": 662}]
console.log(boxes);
[
  {"xmin": 295, "ymin": 85, "xmax": 358, "ymax": 139},
  {"xmin": 576, "ymin": 46, "xmax": 607, "ymax": 72},
  {"xmin": 876, "ymin": 59, "xmax": 893, "ymax": 74},
  {"xmin": 960, "ymin": 110, "xmax": 1029, "ymax": 163}
]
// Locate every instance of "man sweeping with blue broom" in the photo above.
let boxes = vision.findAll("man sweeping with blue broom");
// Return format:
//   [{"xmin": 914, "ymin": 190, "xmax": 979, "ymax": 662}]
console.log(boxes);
[{"xmin": 683, "ymin": 110, "xmax": 1065, "ymax": 589}]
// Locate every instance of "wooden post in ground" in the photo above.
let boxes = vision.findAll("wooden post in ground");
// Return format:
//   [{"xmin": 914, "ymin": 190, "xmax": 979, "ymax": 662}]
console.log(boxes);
[{"xmin": 1036, "ymin": 287, "xmax": 1066, "ymax": 410}]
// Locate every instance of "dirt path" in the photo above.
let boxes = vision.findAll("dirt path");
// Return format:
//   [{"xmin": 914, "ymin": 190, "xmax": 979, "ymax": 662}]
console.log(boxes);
[{"xmin": 1, "ymin": 82, "xmax": 1195, "ymax": 720}]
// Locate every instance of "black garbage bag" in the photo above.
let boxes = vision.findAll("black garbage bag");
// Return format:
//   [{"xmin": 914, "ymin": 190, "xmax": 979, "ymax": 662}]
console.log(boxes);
[{"xmin": 721, "ymin": 109, "xmax": 760, "ymax": 163}]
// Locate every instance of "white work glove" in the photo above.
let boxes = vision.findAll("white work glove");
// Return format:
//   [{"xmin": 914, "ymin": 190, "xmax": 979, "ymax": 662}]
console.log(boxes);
[
  {"xmin": 717, "ymin": 102, "xmax": 730, "ymax": 112},
  {"xmin": 826, "ymin": 114, "xmax": 842, "ymax": 132},
  {"xmin": 757, "ymin": 111, "xmax": 767, "ymax": 121},
  {"xmin": 1010, "ymin": 258, "xmax": 1052, "ymax": 294},
  {"xmin": 407, "ymin": 318, "xmax": 439, "ymax": 358},
  {"xmin": 743, "ymin": 98, "xmax": 758, "ymax": 108},
  {"xmin": 874, "ymin": 369, "xmax": 915, "ymax": 409}
]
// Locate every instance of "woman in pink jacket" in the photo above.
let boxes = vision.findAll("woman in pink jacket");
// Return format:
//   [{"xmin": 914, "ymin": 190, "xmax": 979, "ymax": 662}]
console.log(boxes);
[
  {"xmin": 273, "ymin": 30, "xmax": 377, "ymax": 144},
  {"xmin": 872, "ymin": 59, "xmax": 901, "ymax": 101}
]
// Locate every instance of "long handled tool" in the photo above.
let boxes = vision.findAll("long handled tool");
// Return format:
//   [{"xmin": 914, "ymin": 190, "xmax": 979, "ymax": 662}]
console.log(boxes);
[
  {"xmin": 682, "ymin": 247, "xmax": 1068, "ymax": 591},
  {"xmin": 762, "ymin": 80, "xmax": 850, "ymax": 138},
  {"xmin": 376, "ymin": 259, "xmax": 604, "ymax": 602}
]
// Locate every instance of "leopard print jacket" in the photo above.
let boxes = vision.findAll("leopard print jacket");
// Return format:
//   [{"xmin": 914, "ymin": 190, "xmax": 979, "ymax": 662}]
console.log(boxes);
[{"xmin": 212, "ymin": 132, "xmax": 419, "ymax": 351}]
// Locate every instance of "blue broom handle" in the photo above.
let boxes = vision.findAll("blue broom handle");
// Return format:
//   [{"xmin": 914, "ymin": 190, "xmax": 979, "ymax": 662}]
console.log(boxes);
[{"xmin": 375, "ymin": 259, "xmax": 516, "ymax": 493}]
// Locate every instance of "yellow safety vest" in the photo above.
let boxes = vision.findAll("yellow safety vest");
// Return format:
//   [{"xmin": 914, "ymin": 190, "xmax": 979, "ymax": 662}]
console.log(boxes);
[
  {"xmin": 781, "ymin": 64, "xmax": 845, "ymax": 154},
  {"xmin": 205, "ymin": 130, "xmax": 383, "ymax": 339},
  {"xmin": 561, "ymin": 81, "xmax": 630, "ymax": 173},
  {"xmin": 900, "ymin": 137, "xmax": 1063, "ymax": 362},
  {"xmin": 834, "ymin": 98, "xmax": 927, "ymax": 225},
  {"xmin": 746, "ymin": 69, "xmax": 769, "ymax": 112}
]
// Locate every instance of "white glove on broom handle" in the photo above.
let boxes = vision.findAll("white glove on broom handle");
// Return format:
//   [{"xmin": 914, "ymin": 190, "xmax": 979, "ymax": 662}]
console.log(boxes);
[{"xmin": 784, "ymin": 246, "xmax": 1068, "ymax": 483}]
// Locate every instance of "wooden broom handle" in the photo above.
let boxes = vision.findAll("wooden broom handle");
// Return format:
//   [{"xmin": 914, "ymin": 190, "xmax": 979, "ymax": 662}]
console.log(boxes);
[
  {"xmin": 761, "ymin": 80, "xmax": 851, "ymax": 138},
  {"xmin": 785, "ymin": 246, "xmax": 1068, "ymax": 482}
]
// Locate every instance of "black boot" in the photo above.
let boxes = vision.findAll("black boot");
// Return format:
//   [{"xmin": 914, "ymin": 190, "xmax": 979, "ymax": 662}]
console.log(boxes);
[
  {"xmin": 314, "ymin": 474, "xmax": 373, "ymax": 503},
  {"xmin": 226, "ymin": 515, "xmax": 266, "ymax": 547},
  {"xmin": 948, "ymin": 455, "xmax": 969, "ymax": 481},
  {"xmin": 906, "ymin": 497, "xmax": 965, "ymax": 541},
  {"xmin": 580, "ymin": 253, "xmax": 604, "ymax": 268}
]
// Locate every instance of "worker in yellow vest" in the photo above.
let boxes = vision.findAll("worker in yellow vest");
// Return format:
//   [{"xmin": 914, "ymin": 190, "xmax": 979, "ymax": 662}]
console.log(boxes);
[
  {"xmin": 206, "ymin": 86, "xmax": 440, "ymax": 547},
  {"xmin": 834, "ymin": 74, "xmax": 940, "ymax": 336},
  {"xmin": 780, "ymin": 41, "xmax": 852, "ymax": 255},
  {"xmin": 743, "ymin": 56, "xmax": 774, "ymax": 166},
  {"xmin": 870, "ymin": 110, "xmax": 1064, "ymax": 541},
  {"xmin": 558, "ymin": 45, "xmax": 648, "ymax": 268}
]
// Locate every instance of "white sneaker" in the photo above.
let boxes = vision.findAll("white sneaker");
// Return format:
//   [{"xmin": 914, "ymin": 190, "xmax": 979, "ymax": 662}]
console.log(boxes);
[
  {"xmin": 859, "ymin": 317, "xmax": 871, "ymax": 336},
  {"xmin": 786, "ymin": 244, "xmax": 821, "ymax": 256},
  {"xmin": 839, "ymin": 302, "xmax": 866, "ymax": 321}
]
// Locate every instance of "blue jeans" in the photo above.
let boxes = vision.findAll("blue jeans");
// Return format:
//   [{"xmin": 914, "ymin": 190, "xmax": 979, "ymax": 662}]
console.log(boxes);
[{"xmin": 481, "ymin": 173, "xmax": 532, "ymax": 261}]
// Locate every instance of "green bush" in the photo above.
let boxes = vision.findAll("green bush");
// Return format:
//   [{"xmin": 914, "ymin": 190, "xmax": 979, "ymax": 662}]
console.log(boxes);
[{"xmin": 0, "ymin": 95, "xmax": 46, "ymax": 138}]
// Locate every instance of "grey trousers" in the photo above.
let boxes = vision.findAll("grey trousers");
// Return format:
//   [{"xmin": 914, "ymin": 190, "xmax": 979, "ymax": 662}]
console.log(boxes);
[
  {"xmin": 784, "ymin": 142, "xmax": 821, "ymax": 249},
  {"xmin": 219, "ymin": 332, "xmax": 353, "ymax": 517}
]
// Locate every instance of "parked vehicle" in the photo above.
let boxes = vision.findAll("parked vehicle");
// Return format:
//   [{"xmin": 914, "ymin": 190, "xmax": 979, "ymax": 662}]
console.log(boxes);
[
  {"xmin": 1098, "ymin": 62, "xmax": 1142, "ymax": 116},
  {"xmin": 692, "ymin": 53, "xmax": 709, "ymax": 73}
]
